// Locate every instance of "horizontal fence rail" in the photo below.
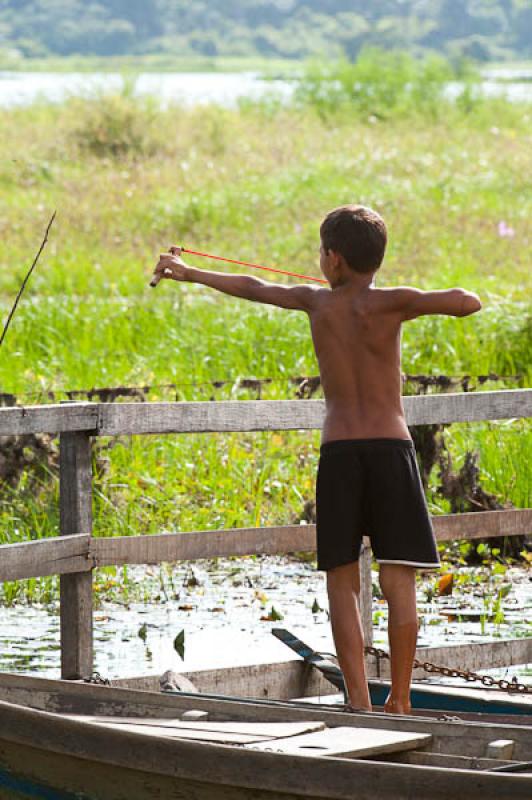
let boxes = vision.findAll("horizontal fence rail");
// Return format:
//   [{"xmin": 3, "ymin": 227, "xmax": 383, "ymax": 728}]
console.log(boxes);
[
  {"xmin": 0, "ymin": 388, "xmax": 531, "ymax": 679},
  {"xmin": 1, "ymin": 509, "xmax": 531, "ymax": 583},
  {"xmin": 0, "ymin": 389, "xmax": 531, "ymax": 436}
]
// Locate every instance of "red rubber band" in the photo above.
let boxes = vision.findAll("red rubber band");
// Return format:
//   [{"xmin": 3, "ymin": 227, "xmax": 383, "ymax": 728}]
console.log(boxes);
[{"xmin": 181, "ymin": 247, "xmax": 327, "ymax": 285}]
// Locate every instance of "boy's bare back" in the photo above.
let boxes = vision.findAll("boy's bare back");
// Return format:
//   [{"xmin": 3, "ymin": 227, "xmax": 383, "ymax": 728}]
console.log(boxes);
[
  {"xmin": 307, "ymin": 279, "xmax": 480, "ymax": 443},
  {"xmin": 308, "ymin": 282, "xmax": 406, "ymax": 442}
]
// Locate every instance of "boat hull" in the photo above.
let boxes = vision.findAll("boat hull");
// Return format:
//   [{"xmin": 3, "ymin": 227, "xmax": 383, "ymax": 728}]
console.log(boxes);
[
  {"xmin": 0, "ymin": 675, "xmax": 531, "ymax": 800},
  {"xmin": 1, "ymin": 715, "xmax": 531, "ymax": 800}
]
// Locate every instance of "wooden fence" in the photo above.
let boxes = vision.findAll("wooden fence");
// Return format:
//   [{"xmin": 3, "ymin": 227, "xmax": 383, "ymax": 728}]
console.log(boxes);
[{"xmin": 0, "ymin": 389, "xmax": 531, "ymax": 680}]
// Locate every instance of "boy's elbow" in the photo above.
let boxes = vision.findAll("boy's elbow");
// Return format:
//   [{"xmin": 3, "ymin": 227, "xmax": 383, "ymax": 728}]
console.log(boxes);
[{"xmin": 457, "ymin": 290, "xmax": 482, "ymax": 317}]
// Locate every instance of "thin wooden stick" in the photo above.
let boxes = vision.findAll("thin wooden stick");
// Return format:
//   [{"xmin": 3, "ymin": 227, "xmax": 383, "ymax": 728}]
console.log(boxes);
[{"xmin": 0, "ymin": 211, "xmax": 57, "ymax": 349}]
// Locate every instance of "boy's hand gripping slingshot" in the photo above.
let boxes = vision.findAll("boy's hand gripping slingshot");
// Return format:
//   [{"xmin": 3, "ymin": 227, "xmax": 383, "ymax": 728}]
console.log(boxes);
[{"xmin": 150, "ymin": 246, "xmax": 328, "ymax": 287}]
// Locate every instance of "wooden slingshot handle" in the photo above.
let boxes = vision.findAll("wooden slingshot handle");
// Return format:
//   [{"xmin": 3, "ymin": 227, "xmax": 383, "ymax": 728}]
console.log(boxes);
[{"xmin": 150, "ymin": 268, "xmax": 172, "ymax": 288}]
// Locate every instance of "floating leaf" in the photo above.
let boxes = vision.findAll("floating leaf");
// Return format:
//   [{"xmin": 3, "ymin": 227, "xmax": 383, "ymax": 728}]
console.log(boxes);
[
  {"xmin": 174, "ymin": 630, "xmax": 185, "ymax": 660},
  {"xmin": 260, "ymin": 605, "xmax": 284, "ymax": 622},
  {"xmin": 438, "ymin": 573, "xmax": 454, "ymax": 596},
  {"xmin": 137, "ymin": 623, "xmax": 148, "ymax": 643},
  {"xmin": 311, "ymin": 598, "xmax": 322, "ymax": 614}
]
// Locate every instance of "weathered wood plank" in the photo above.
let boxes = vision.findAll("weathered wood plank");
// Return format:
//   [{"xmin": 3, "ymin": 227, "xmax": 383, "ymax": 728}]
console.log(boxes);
[
  {"xmin": 367, "ymin": 638, "xmax": 532, "ymax": 680},
  {"xmin": 0, "ymin": 390, "xmax": 529, "ymax": 438},
  {"xmin": 403, "ymin": 389, "xmax": 532, "ymax": 426},
  {"xmin": 0, "ymin": 534, "xmax": 91, "ymax": 581},
  {"xmin": 62, "ymin": 718, "xmax": 326, "ymax": 744},
  {"xmin": 91, "ymin": 525, "xmax": 317, "ymax": 566},
  {"xmin": 0, "ymin": 402, "xmax": 97, "ymax": 435},
  {"xmin": 98, "ymin": 399, "xmax": 323, "ymax": 435},
  {"xmin": 0, "ymin": 509, "xmax": 528, "ymax": 583},
  {"xmin": 244, "ymin": 726, "xmax": 432, "ymax": 758},
  {"xmin": 91, "ymin": 509, "xmax": 531, "ymax": 568},
  {"xmin": 59, "ymin": 431, "xmax": 94, "ymax": 680},
  {"xmin": 96, "ymin": 390, "xmax": 532, "ymax": 436},
  {"xmin": 433, "ymin": 509, "xmax": 532, "ymax": 541},
  {"xmin": 64, "ymin": 719, "xmax": 326, "ymax": 737},
  {"xmin": 115, "ymin": 639, "xmax": 532, "ymax": 698}
]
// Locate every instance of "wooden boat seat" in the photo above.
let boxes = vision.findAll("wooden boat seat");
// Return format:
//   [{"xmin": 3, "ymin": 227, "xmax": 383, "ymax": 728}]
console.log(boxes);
[
  {"xmin": 64, "ymin": 714, "xmax": 432, "ymax": 758},
  {"xmin": 244, "ymin": 727, "xmax": 433, "ymax": 759},
  {"xmin": 62, "ymin": 716, "xmax": 327, "ymax": 745}
]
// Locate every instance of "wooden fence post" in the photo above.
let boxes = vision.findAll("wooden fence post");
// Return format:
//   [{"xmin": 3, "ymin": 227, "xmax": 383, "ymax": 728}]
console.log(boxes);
[
  {"xmin": 360, "ymin": 545, "xmax": 373, "ymax": 647},
  {"xmin": 59, "ymin": 431, "xmax": 93, "ymax": 679}
]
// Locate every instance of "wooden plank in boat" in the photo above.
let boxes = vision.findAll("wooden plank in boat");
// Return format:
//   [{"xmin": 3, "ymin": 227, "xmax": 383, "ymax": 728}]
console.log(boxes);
[
  {"xmin": 245, "ymin": 726, "xmax": 432, "ymax": 758},
  {"xmin": 71, "ymin": 723, "xmax": 272, "ymax": 743},
  {"xmin": 63, "ymin": 716, "xmax": 325, "ymax": 744}
]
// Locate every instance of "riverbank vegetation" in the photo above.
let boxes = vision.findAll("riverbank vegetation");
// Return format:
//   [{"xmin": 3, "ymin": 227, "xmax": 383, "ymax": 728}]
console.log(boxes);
[{"xmin": 0, "ymin": 52, "xmax": 530, "ymax": 604}]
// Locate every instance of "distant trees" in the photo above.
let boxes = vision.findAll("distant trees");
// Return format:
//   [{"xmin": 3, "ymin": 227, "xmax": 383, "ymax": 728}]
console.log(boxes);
[{"xmin": 0, "ymin": 0, "xmax": 530, "ymax": 61}]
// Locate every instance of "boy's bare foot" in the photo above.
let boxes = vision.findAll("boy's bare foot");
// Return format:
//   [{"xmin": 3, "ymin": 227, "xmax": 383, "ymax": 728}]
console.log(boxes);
[
  {"xmin": 344, "ymin": 703, "xmax": 372, "ymax": 714},
  {"xmin": 384, "ymin": 696, "xmax": 412, "ymax": 715}
]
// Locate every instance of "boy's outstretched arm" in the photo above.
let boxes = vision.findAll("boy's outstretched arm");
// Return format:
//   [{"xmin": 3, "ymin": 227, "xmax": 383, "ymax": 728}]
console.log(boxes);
[
  {"xmin": 152, "ymin": 249, "xmax": 323, "ymax": 312},
  {"xmin": 390, "ymin": 287, "xmax": 482, "ymax": 321}
]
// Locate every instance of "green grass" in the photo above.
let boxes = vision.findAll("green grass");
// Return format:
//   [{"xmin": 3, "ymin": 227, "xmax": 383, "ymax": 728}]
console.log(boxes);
[
  {"xmin": 0, "ymin": 53, "xmax": 301, "ymax": 75},
  {"xmin": 0, "ymin": 64, "xmax": 531, "ymax": 602}
]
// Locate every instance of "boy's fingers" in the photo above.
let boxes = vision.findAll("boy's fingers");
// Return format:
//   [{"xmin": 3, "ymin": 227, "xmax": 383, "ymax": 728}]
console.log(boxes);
[
  {"xmin": 151, "ymin": 250, "xmax": 181, "ymax": 287},
  {"xmin": 150, "ymin": 267, "xmax": 173, "ymax": 288}
]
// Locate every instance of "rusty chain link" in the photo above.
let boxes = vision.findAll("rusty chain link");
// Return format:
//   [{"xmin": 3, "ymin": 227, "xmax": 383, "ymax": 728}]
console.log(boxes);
[
  {"xmin": 364, "ymin": 646, "xmax": 532, "ymax": 695},
  {"xmin": 83, "ymin": 671, "xmax": 111, "ymax": 686}
]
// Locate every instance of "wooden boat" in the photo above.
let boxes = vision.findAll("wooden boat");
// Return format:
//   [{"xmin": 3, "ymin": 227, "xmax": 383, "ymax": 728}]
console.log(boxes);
[
  {"xmin": 268, "ymin": 627, "xmax": 532, "ymax": 721},
  {"xmin": 0, "ymin": 666, "xmax": 531, "ymax": 800}
]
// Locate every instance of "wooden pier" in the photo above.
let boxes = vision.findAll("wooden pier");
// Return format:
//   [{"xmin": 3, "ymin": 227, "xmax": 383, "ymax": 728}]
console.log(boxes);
[{"xmin": 0, "ymin": 389, "xmax": 531, "ymax": 680}]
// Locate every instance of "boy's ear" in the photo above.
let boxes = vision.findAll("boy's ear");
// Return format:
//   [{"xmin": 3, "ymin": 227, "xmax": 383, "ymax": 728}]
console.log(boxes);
[{"xmin": 328, "ymin": 249, "xmax": 342, "ymax": 270}]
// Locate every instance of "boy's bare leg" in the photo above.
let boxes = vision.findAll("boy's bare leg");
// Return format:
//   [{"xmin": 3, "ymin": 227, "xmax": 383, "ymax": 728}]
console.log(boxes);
[
  {"xmin": 326, "ymin": 561, "xmax": 372, "ymax": 711},
  {"xmin": 378, "ymin": 564, "xmax": 418, "ymax": 714}
]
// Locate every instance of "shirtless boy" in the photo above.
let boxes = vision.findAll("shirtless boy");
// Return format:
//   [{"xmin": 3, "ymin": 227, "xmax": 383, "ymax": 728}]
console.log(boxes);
[{"xmin": 152, "ymin": 205, "xmax": 482, "ymax": 714}]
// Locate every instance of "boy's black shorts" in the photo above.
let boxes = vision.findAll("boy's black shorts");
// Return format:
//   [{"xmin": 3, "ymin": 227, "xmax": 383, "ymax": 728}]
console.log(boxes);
[{"xmin": 316, "ymin": 438, "xmax": 440, "ymax": 571}]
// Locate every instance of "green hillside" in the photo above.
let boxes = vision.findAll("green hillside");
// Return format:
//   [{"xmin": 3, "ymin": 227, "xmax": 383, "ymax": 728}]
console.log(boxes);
[{"xmin": 1, "ymin": 1, "xmax": 531, "ymax": 62}]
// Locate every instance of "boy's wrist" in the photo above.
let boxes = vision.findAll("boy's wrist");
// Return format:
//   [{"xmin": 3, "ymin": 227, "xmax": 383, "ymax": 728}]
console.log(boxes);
[{"xmin": 183, "ymin": 265, "xmax": 199, "ymax": 283}]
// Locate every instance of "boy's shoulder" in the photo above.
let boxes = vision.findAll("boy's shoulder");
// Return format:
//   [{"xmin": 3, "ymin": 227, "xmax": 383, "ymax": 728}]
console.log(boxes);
[
  {"xmin": 363, "ymin": 285, "xmax": 417, "ymax": 310},
  {"xmin": 328, "ymin": 284, "xmax": 413, "ymax": 312}
]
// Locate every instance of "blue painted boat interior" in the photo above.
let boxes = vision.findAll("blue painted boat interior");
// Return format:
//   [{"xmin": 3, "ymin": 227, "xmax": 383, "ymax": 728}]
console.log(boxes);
[
  {"xmin": 369, "ymin": 682, "xmax": 532, "ymax": 715},
  {"xmin": 0, "ymin": 767, "xmax": 90, "ymax": 800}
]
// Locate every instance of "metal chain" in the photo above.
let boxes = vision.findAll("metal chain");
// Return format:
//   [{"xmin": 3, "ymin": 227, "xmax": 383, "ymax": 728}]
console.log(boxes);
[
  {"xmin": 364, "ymin": 646, "xmax": 532, "ymax": 695},
  {"xmin": 83, "ymin": 671, "xmax": 112, "ymax": 686}
]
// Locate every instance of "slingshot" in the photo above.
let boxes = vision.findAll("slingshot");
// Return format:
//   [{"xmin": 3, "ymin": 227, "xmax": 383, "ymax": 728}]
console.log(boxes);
[{"xmin": 150, "ymin": 246, "xmax": 327, "ymax": 287}]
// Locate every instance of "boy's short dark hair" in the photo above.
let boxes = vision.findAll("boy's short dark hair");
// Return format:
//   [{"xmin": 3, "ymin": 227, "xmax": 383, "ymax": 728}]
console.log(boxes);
[{"xmin": 320, "ymin": 205, "xmax": 387, "ymax": 273}]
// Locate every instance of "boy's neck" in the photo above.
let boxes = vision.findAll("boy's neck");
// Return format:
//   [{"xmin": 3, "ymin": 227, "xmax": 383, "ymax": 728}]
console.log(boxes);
[{"xmin": 330, "ymin": 269, "xmax": 377, "ymax": 291}]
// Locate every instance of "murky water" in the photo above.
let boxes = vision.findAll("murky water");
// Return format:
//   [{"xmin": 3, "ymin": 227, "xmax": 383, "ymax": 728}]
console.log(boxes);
[
  {"xmin": 0, "ymin": 68, "xmax": 530, "ymax": 108},
  {"xmin": 0, "ymin": 71, "xmax": 292, "ymax": 108},
  {"xmin": 0, "ymin": 556, "xmax": 530, "ymax": 684}
]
